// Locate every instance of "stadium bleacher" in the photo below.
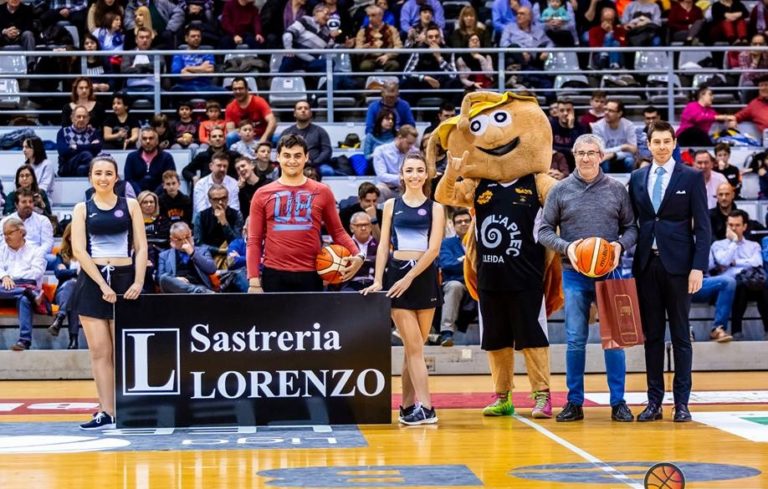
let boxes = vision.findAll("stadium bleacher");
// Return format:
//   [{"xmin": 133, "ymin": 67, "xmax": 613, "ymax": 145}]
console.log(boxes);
[{"xmin": 0, "ymin": 0, "xmax": 766, "ymax": 357}]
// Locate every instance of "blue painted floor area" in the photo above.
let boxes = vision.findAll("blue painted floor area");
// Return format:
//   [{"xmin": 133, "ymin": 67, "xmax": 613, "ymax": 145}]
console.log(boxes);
[
  {"xmin": 257, "ymin": 465, "xmax": 483, "ymax": 488},
  {"xmin": 509, "ymin": 461, "xmax": 762, "ymax": 484},
  {"xmin": 0, "ymin": 422, "xmax": 367, "ymax": 453}
]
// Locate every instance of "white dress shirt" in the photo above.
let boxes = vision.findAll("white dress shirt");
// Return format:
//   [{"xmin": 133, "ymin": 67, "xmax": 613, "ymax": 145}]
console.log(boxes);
[
  {"xmin": 0, "ymin": 242, "xmax": 46, "ymax": 284},
  {"xmin": 711, "ymin": 237, "xmax": 762, "ymax": 278},
  {"xmin": 353, "ymin": 236, "xmax": 372, "ymax": 257},
  {"xmin": 0, "ymin": 212, "xmax": 54, "ymax": 254},
  {"xmin": 193, "ymin": 174, "xmax": 241, "ymax": 216},
  {"xmin": 373, "ymin": 141, "xmax": 415, "ymax": 188},
  {"xmin": 647, "ymin": 158, "xmax": 675, "ymax": 204},
  {"xmin": 648, "ymin": 158, "xmax": 675, "ymax": 250}
]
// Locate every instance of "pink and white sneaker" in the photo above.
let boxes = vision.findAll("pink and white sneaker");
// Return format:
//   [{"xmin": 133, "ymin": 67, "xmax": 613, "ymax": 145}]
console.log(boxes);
[{"xmin": 531, "ymin": 390, "xmax": 553, "ymax": 419}]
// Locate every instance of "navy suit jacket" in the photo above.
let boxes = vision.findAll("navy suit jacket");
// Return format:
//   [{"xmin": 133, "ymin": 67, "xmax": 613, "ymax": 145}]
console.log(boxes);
[
  {"xmin": 628, "ymin": 163, "xmax": 711, "ymax": 276},
  {"xmin": 124, "ymin": 150, "xmax": 177, "ymax": 195},
  {"xmin": 158, "ymin": 246, "xmax": 217, "ymax": 290}
]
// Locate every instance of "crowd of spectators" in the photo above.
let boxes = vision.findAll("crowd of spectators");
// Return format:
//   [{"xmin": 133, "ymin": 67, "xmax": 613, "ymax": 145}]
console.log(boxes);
[
  {"xmin": 2, "ymin": 0, "xmax": 766, "ymax": 113},
  {"xmin": 2, "ymin": 0, "xmax": 768, "ymax": 351}
]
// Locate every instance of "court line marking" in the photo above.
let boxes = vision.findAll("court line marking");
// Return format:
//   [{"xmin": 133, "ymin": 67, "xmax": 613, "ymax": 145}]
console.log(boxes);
[{"xmin": 513, "ymin": 414, "xmax": 644, "ymax": 489}]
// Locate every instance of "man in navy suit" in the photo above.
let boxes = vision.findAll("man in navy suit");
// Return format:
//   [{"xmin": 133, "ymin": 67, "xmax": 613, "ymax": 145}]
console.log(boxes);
[
  {"xmin": 158, "ymin": 222, "xmax": 218, "ymax": 294},
  {"xmin": 628, "ymin": 121, "xmax": 711, "ymax": 423}
]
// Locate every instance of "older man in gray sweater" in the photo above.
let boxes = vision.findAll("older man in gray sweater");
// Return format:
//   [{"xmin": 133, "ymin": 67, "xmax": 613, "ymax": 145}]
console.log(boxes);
[{"xmin": 539, "ymin": 133, "xmax": 638, "ymax": 423}]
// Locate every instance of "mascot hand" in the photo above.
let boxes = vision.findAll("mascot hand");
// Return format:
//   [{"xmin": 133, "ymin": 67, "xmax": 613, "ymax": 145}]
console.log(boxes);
[
  {"xmin": 445, "ymin": 150, "xmax": 470, "ymax": 179},
  {"xmin": 566, "ymin": 239, "xmax": 584, "ymax": 273}
]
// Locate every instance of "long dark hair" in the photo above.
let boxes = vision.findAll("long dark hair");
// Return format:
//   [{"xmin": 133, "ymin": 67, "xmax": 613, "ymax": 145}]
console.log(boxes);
[
  {"xmin": 23, "ymin": 136, "xmax": 47, "ymax": 165},
  {"xmin": 398, "ymin": 151, "xmax": 432, "ymax": 198},
  {"xmin": 60, "ymin": 223, "xmax": 74, "ymax": 265},
  {"xmin": 373, "ymin": 109, "xmax": 396, "ymax": 138},
  {"xmin": 71, "ymin": 76, "xmax": 95, "ymax": 103},
  {"xmin": 15, "ymin": 165, "xmax": 41, "ymax": 193},
  {"xmin": 93, "ymin": 0, "xmax": 124, "ymax": 30}
]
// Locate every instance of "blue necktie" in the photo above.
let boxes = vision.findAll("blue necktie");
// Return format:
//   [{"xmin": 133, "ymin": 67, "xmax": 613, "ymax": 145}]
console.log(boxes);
[{"xmin": 652, "ymin": 166, "xmax": 666, "ymax": 212}]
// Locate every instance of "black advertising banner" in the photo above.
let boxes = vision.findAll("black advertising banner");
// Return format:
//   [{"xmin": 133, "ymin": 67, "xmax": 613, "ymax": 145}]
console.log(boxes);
[{"xmin": 114, "ymin": 293, "xmax": 391, "ymax": 428}]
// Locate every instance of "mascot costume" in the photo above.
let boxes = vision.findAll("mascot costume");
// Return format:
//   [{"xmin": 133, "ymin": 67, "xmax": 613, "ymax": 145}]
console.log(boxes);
[{"xmin": 430, "ymin": 91, "xmax": 563, "ymax": 418}]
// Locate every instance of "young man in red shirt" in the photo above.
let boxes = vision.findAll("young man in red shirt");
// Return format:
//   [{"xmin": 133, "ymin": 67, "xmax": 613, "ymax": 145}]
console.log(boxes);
[
  {"xmin": 246, "ymin": 134, "xmax": 365, "ymax": 292},
  {"xmin": 224, "ymin": 77, "xmax": 278, "ymax": 147}
]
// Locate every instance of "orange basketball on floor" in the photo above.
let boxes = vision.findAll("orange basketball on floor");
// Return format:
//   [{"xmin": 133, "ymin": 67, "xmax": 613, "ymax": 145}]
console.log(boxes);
[
  {"xmin": 575, "ymin": 237, "xmax": 614, "ymax": 278},
  {"xmin": 316, "ymin": 244, "xmax": 352, "ymax": 284},
  {"xmin": 644, "ymin": 463, "xmax": 686, "ymax": 489}
]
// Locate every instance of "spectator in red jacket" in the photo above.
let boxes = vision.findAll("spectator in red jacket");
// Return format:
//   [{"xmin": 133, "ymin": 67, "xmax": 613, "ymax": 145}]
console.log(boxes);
[
  {"xmin": 730, "ymin": 75, "xmax": 768, "ymax": 131},
  {"xmin": 668, "ymin": 0, "xmax": 705, "ymax": 44},
  {"xmin": 220, "ymin": 0, "xmax": 265, "ymax": 49}
]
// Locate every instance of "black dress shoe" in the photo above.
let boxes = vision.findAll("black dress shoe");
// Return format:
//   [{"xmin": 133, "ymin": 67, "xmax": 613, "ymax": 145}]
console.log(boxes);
[
  {"xmin": 611, "ymin": 402, "xmax": 634, "ymax": 422},
  {"xmin": 673, "ymin": 404, "xmax": 692, "ymax": 422},
  {"xmin": 637, "ymin": 403, "xmax": 663, "ymax": 422},
  {"xmin": 67, "ymin": 336, "xmax": 79, "ymax": 350},
  {"xmin": 556, "ymin": 402, "xmax": 584, "ymax": 422},
  {"xmin": 48, "ymin": 314, "xmax": 64, "ymax": 337}
]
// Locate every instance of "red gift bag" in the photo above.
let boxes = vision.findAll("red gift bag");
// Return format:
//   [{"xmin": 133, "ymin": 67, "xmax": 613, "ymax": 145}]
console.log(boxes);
[{"xmin": 595, "ymin": 272, "xmax": 645, "ymax": 349}]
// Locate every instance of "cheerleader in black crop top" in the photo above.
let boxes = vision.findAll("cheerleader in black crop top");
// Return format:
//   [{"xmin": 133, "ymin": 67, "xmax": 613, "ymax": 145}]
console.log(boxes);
[
  {"xmin": 71, "ymin": 155, "xmax": 148, "ymax": 431},
  {"xmin": 362, "ymin": 153, "xmax": 445, "ymax": 425}
]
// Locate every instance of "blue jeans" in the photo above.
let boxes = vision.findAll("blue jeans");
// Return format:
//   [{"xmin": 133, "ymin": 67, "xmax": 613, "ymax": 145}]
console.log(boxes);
[
  {"xmin": 604, "ymin": 33, "xmax": 622, "ymax": 66},
  {"xmin": 54, "ymin": 279, "xmax": 80, "ymax": 336},
  {"xmin": 0, "ymin": 286, "xmax": 34, "ymax": 344},
  {"xmin": 563, "ymin": 270, "xmax": 626, "ymax": 407},
  {"xmin": 691, "ymin": 275, "xmax": 736, "ymax": 330}
]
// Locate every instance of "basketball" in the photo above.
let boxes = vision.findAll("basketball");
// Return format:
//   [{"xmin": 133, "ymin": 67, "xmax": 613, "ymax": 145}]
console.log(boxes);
[
  {"xmin": 316, "ymin": 244, "xmax": 352, "ymax": 284},
  {"xmin": 575, "ymin": 237, "xmax": 614, "ymax": 278},
  {"xmin": 644, "ymin": 463, "xmax": 686, "ymax": 489}
]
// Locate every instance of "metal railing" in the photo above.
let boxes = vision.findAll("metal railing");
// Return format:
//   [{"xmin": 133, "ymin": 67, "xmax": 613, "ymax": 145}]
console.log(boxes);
[{"xmin": 0, "ymin": 45, "xmax": 765, "ymax": 123}]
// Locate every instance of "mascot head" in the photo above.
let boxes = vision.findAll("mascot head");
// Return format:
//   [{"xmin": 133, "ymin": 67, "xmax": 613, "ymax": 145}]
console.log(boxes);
[{"xmin": 427, "ymin": 91, "xmax": 552, "ymax": 182}]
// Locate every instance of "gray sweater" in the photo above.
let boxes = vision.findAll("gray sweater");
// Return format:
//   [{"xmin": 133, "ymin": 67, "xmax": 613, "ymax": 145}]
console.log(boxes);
[{"xmin": 539, "ymin": 169, "xmax": 638, "ymax": 268}]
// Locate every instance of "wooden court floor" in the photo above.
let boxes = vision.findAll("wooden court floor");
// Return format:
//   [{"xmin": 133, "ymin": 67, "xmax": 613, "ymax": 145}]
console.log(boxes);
[{"xmin": 0, "ymin": 372, "xmax": 767, "ymax": 488}]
